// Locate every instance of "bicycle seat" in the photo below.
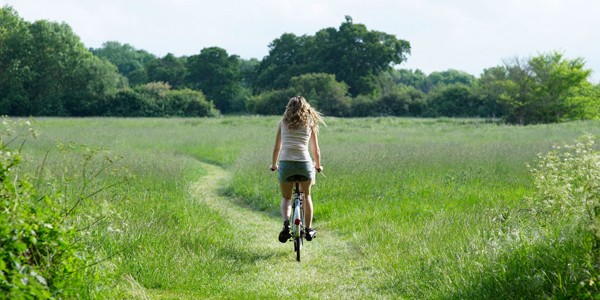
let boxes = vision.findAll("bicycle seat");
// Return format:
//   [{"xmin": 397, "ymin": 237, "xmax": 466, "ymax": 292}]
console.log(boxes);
[{"xmin": 286, "ymin": 175, "xmax": 310, "ymax": 182}]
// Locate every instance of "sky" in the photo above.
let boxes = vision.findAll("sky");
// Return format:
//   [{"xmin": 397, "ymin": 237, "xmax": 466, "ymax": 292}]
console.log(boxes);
[{"xmin": 2, "ymin": 0, "xmax": 599, "ymax": 82}]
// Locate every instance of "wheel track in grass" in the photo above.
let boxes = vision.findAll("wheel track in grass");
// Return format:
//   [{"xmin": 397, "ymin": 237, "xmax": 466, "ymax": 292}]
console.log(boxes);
[{"xmin": 165, "ymin": 161, "xmax": 384, "ymax": 299}]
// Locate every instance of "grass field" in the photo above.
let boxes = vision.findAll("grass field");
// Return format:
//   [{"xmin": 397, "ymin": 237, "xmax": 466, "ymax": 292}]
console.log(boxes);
[{"xmin": 18, "ymin": 117, "xmax": 600, "ymax": 298}]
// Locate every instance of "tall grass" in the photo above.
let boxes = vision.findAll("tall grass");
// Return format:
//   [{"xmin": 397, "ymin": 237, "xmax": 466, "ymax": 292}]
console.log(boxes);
[
  {"xmin": 18, "ymin": 117, "xmax": 600, "ymax": 298},
  {"xmin": 230, "ymin": 117, "xmax": 600, "ymax": 298}
]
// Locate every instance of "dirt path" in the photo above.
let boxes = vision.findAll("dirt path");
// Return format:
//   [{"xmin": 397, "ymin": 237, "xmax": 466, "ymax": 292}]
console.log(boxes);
[{"xmin": 184, "ymin": 162, "xmax": 383, "ymax": 298}]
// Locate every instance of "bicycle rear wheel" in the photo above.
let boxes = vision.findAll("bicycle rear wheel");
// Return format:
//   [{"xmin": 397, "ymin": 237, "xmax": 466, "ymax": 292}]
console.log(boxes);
[{"xmin": 294, "ymin": 236, "xmax": 302, "ymax": 262}]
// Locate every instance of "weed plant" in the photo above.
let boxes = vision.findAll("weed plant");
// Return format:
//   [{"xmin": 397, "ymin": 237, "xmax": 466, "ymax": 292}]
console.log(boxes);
[{"xmin": 0, "ymin": 119, "xmax": 127, "ymax": 298}]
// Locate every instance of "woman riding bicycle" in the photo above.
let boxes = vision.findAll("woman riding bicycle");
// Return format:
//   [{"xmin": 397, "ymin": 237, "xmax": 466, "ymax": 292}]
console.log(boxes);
[{"xmin": 270, "ymin": 96, "xmax": 324, "ymax": 243}]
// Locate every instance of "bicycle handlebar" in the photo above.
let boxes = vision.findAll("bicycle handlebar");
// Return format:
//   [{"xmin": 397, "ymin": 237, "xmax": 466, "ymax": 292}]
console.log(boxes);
[{"xmin": 269, "ymin": 165, "xmax": 324, "ymax": 172}]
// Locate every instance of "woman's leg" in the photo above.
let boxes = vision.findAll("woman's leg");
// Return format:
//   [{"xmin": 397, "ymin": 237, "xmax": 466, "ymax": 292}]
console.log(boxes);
[
  {"xmin": 280, "ymin": 181, "xmax": 293, "ymax": 221},
  {"xmin": 300, "ymin": 180, "xmax": 313, "ymax": 228}
]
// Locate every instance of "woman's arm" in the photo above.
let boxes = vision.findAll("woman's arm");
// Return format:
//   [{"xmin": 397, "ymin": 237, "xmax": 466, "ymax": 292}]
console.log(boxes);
[
  {"xmin": 270, "ymin": 125, "xmax": 282, "ymax": 170},
  {"xmin": 310, "ymin": 127, "xmax": 321, "ymax": 170}
]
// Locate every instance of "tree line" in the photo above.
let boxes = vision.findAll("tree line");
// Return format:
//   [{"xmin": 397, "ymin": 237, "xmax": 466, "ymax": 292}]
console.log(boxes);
[{"xmin": 1, "ymin": 7, "xmax": 599, "ymax": 123}]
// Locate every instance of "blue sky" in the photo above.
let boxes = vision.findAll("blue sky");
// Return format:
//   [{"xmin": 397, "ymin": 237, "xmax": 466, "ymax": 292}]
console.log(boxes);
[{"xmin": 3, "ymin": 0, "xmax": 599, "ymax": 82}]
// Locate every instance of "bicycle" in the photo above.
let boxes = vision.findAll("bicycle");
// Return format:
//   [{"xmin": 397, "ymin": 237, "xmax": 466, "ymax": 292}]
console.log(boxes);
[
  {"xmin": 272, "ymin": 165, "xmax": 323, "ymax": 262},
  {"xmin": 283, "ymin": 167, "xmax": 322, "ymax": 262},
  {"xmin": 287, "ymin": 174, "xmax": 308, "ymax": 262}
]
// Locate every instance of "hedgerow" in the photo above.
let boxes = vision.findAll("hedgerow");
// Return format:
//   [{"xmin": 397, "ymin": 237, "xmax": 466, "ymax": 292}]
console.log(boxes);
[{"xmin": 0, "ymin": 119, "xmax": 126, "ymax": 299}]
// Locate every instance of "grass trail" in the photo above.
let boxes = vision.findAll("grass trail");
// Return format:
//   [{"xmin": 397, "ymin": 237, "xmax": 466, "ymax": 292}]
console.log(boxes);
[{"xmin": 156, "ymin": 161, "xmax": 383, "ymax": 299}]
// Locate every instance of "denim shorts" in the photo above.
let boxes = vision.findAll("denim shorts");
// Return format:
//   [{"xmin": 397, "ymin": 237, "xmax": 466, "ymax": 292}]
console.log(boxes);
[{"xmin": 278, "ymin": 160, "xmax": 315, "ymax": 182}]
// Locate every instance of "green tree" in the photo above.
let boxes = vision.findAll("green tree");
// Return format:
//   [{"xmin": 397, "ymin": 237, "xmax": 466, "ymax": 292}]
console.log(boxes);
[
  {"xmin": 146, "ymin": 53, "xmax": 187, "ymax": 89},
  {"xmin": 316, "ymin": 16, "xmax": 411, "ymax": 96},
  {"xmin": 186, "ymin": 47, "xmax": 242, "ymax": 113},
  {"xmin": 496, "ymin": 53, "xmax": 593, "ymax": 124},
  {"xmin": 425, "ymin": 69, "xmax": 476, "ymax": 92},
  {"xmin": 376, "ymin": 85, "xmax": 427, "ymax": 117},
  {"xmin": 0, "ymin": 6, "xmax": 32, "ymax": 115},
  {"xmin": 91, "ymin": 41, "xmax": 155, "ymax": 85},
  {"xmin": 239, "ymin": 58, "xmax": 260, "ymax": 88},
  {"xmin": 254, "ymin": 16, "xmax": 411, "ymax": 96},
  {"xmin": 527, "ymin": 52, "xmax": 591, "ymax": 123},
  {"xmin": 247, "ymin": 88, "xmax": 297, "ymax": 115},
  {"xmin": 564, "ymin": 82, "xmax": 600, "ymax": 120},
  {"xmin": 388, "ymin": 68, "xmax": 429, "ymax": 92},
  {"xmin": 289, "ymin": 73, "xmax": 352, "ymax": 117},
  {"xmin": 501, "ymin": 58, "xmax": 535, "ymax": 124},
  {"xmin": 0, "ymin": 7, "xmax": 124, "ymax": 116},
  {"xmin": 66, "ymin": 54, "xmax": 125, "ymax": 116},
  {"xmin": 426, "ymin": 84, "xmax": 482, "ymax": 117},
  {"xmin": 254, "ymin": 33, "xmax": 311, "ymax": 92},
  {"xmin": 473, "ymin": 66, "xmax": 512, "ymax": 118}
]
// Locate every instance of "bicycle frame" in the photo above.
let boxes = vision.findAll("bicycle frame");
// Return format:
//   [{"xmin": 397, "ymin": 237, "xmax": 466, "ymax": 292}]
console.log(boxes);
[
  {"xmin": 291, "ymin": 180, "xmax": 305, "ymax": 262},
  {"xmin": 280, "ymin": 171, "xmax": 321, "ymax": 262}
]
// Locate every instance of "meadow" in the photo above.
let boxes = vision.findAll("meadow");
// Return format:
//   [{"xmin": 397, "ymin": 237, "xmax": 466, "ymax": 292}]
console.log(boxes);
[{"xmin": 18, "ymin": 117, "xmax": 600, "ymax": 298}]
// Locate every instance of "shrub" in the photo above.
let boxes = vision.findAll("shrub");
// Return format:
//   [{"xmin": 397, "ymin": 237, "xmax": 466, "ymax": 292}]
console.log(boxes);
[
  {"xmin": 104, "ymin": 83, "xmax": 219, "ymax": 117},
  {"xmin": 528, "ymin": 135, "xmax": 600, "ymax": 297},
  {"xmin": 530, "ymin": 135, "xmax": 600, "ymax": 232},
  {"xmin": 288, "ymin": 73, "xmax": 352, "ymax": 117},
  {"xmin": 165, "ymin": 88, "xmax": 219, "ymax": 117},
  {"xmin": 247, "ymin": 88, "xmax": 296, "ymax": 115},
  {"xmin": 0, "ymin": 119, "xmax": 126, "ymax": 298},
  {"xmin": 426, "ymin": 84, "xmax": 483, "ymax": 117}
]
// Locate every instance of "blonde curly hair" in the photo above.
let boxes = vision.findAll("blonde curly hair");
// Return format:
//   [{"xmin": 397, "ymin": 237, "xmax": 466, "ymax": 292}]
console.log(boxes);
[{"xmin": 282, "ymin": 96, "xmax": 324, "ymax": 132}]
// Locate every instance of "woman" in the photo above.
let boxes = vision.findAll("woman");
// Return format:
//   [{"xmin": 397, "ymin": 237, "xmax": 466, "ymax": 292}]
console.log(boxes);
[{"xmin": 270, "ymin": 96, "xmax": 324, "ymax": 243}]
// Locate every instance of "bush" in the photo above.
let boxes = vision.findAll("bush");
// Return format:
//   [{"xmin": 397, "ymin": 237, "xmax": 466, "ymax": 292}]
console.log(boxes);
[
  {"xmin": 529, "ymin": 135, "xmax": 600, "ymax": 242},
  {"xmin": 247, "ymin": 88, "xmax": 296, "ymax": 115},
  {"xmin": 350, "ymin": 95, "xmax": 378, "ymax": 117},
  {"xmin": 376, "ymin": 90, "xmax": 419, "ymax": 116},
  {"xmin": 528, "ymin": 135, "xmax": 600, "ymax": 297},
  {"xmin": 288, "ymin": 73, "xmax": 352, "ymax": 117},
  {"xmin": 165, "ymin": 88, "xmax": 219, "ymax": 117},
  {"xmin": 426, "ymin": 84, "xmax": 483, "ymax": 117},
  {"xmin": 103, "ymin": 83, "xmax": 219, "ymax": 117},
  {"xmin": 0, "ymin": 119, "xmax": 126, "ymax": 298}
]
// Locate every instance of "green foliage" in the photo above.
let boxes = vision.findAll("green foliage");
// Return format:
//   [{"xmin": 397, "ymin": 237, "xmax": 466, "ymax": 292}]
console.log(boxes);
[
  {"xmin": 0, "ymin": 7, "xmax": 125, "ymax": 117},
  {"xmin": 473, "ymin": 66, "xmax": 512, "ymax": 118},
  {"xmin": 239, "ymin": 58, "xmax": 260, "ymax": 88},
  {"xmin": 3, "ymin": 6, "xmax": 599, "ymax": 121},
  {"xmin": 376, "ymin": 87, "xmax": 427, "ymax": 117},
  {"xmin": 254, "ymin": 16, "xmax": 411, "ymax": 96},
  {"xmin": 289, "ymin": 73, "xmax": 352, "ymax": 117},
  {"xmin": 246, "ymin": 88, "xmax": 297, "ymax": 115},
  {"xmin": 249, "ymin": 73, "xmax": 353, "ymax": 117},
  {"xmin": 104, "ymin": 83, "xmax": 219, "ymax": 117},
  {"xmin": 479, "ymin": 52, "xmax": 594, "ymax": 124},
  {"xmin": 512, "ymin": 135, "xmax": 600, "ymax": 298},
  {"xmin": 565, "ymin": 82, "xmax": 600, "ymax": 121},
  {"xmin": 167, "ymin": 88, "xmax": 220, "ymax": 117},
  {"xmin": 145, "ymin": 53, "xmax": 187, "ymax": 89},
  {"xmin": 353, "ymin": 86, "xmax": 426, "ymax": 117},
  {"xmin": 530, "ymin": 135, "xmax": 600, "ymax": 241},
  {"xmin": 387, "ymin": 68, "xmax": 429, "ymax": 92},
  {"xmin": 0, "ymin": 119, "xmax": 127, "ymax": 298},
  {"xmin": 91, "ymin": 41, "xmax": 156, "ymax": 86},
  {"xmin": 186, "ymin": 47, "xmax": 242, "ymax": 113},
  {"xmin": 425, "ymin": 69, "xmax": 476, "ymax": 92},
  {"xmin": 426, "ymin": 84, "xmax": 483, "ymax": 117}
]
